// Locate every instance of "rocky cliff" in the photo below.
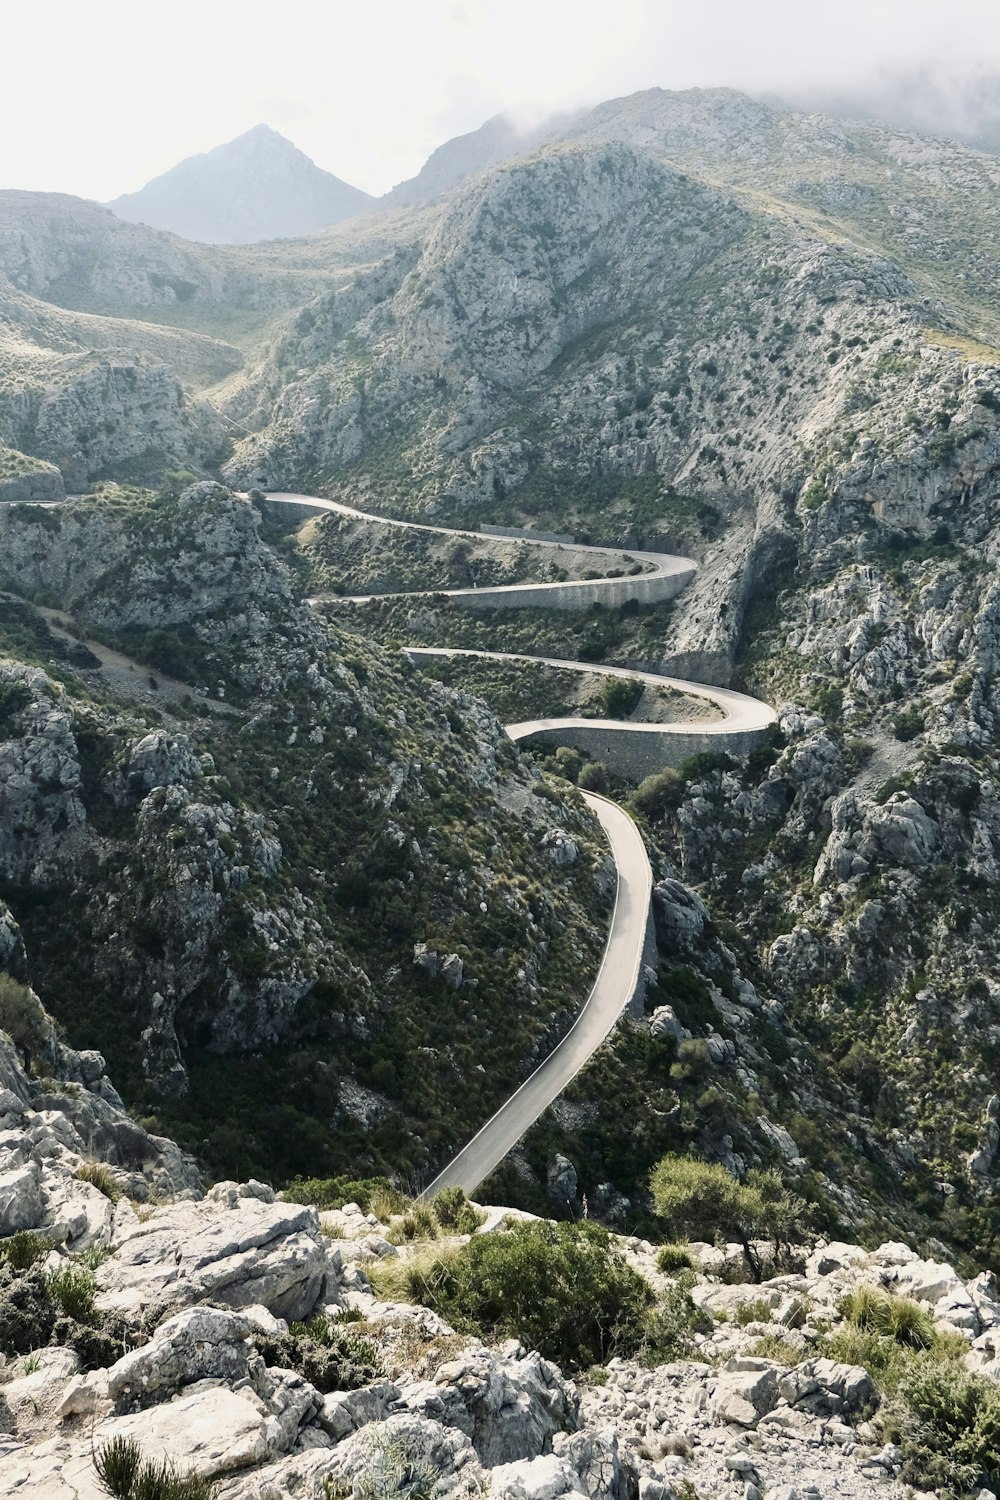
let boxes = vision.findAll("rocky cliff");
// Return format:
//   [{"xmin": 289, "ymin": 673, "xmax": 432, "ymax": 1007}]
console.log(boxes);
[{"xmin": 0, "ymin": 483, "xmax": 614, "ymax": 1185}]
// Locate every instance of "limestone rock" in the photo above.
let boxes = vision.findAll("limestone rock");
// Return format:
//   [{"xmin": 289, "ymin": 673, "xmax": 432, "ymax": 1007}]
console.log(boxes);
[
  {"xmin": 107, "ymin": 1306, "xmax": 255, "ymax": 1409},
  {"xmin": 96, "ymin": 1193, "xmax": 337, "ymax": 1323}
]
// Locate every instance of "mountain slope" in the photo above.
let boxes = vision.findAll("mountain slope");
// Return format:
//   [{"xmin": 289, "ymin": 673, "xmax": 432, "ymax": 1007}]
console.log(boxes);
[
  {"xmin": 383, "ymin": 111, "xmax": 558, "ymax": 207},
  {"xmin": 109, "ymin": 124, "xmax": 374, "ymax": 244}
]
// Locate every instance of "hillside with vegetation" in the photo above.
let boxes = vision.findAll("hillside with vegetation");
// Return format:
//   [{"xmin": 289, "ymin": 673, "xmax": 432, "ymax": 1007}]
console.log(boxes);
[{"xmin": 5, "ymin": 94, "xmax": 1000, "ymax": 1498}]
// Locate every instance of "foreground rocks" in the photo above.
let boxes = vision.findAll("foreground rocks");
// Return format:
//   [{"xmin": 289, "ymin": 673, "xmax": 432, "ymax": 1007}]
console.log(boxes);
[{"xmin": 0, "ymin": 1036, "xmax": 996, "ymax": 1500}]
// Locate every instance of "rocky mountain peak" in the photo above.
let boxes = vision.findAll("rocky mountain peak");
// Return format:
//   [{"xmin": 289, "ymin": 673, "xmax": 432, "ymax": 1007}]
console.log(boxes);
[{"xmin": 108, "ymin": 124, "xmax": 373, "ymax": 244}]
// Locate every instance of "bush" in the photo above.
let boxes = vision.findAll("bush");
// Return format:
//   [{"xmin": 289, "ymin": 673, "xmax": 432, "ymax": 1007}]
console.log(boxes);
[
  {"xmin": 577, "ymin": 761, "xmax": 609, "ymax": 794},
  {"xmin": 840, "ymin": 1286, "xmax": 935, "ymax": 1351},
  {"xmin": 656, "ymin": 1242, "xmax": 695, "ymax": 1274},
  {"xmin": 94, "ymin": 1435, "xmax": 217, "ymax": 1499},
  {"xmin": 56, "ymin": 1311, "xmax": 133, "ymax": 1371},
  {"xmin": 890, "ymin": 705, "xmax": 925, "ymax": 742},
  {"xmin": 0, "ymin": 1230, "xmax": 52, "ymax": 1271},
  {"xmin": 394, "ymin": 1203, "xmax": 439, "ymax": 1242},
  {"xmin": 735, "ymin": 1297, "xmax": 775, "ymax": 1327},
  {"xmin": 889, "ymin": 1356, "xmax": 1000, "ymax": 1493},
  {"xmin": 255, "ymin": 1314, "xmax": 383, "ymax": 1394},
  {"xmin": 649, "ymin": 1156, "xmax": 809, "ymax": 1282},
  {"xmin": 430, "ymin": 1187, "xmax": 484, "ymax": 1235},
  {"xmin": 48, "ymin": 1265, "xmax": 97, "ymax": 1322},
  {"xmin": 76, "ymin": 1161, "xmax": 122, "ymax": 1202},
  {"xmin": 631, "ymin": 767, "xmax": 683, "ymax": 821},
  {"xmin": 283, "ymin": 1175, "xmax": 403, "ymax": 1214},
  {"xmin": 0, "ymin": 975, "xmax": 49, "ymax": 1074},
  {"xmin": 397, "ymin": 1219, "xmax": 654, "ymax": 1369},
  {"xmin": 636, "ymin": 1278, "xmax": 711, "ymax": 1364},
  {"xmin": 0, "ymin": 1264, "xmax": 57, "ymax": 1354}
]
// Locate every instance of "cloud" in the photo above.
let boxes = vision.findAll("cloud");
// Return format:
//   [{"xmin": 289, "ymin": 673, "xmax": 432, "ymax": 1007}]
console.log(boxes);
[{"xmin": 4, "ymin": 0, "xmax": 1000, "ymax": 201}]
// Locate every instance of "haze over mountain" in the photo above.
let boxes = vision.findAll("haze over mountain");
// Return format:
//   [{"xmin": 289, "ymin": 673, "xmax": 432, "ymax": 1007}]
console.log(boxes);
[
  {"xmin": 9, "ymin": 73, "xmax": 1000, "ymax": 1496},
  {"xmin": 108, "ymin": 123, "xmax": 373, "ymax": 244},
  {"xmin": 776, "ymin": 68, "xmax": 1000, "ymax": 156}
]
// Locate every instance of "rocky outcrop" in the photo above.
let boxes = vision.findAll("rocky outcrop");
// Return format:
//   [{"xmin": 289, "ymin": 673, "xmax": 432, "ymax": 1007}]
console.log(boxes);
[
  {"xmin": 0, "ymin": 448, "xmax": 63, "ymax": 501},
  {"xmin": 97, "ymin": 1183, "xmax": 338, "ymax": 1323},
  {"xmin": 0, "ymin": 1029, "xmax": 198, "ymax": 1250}
]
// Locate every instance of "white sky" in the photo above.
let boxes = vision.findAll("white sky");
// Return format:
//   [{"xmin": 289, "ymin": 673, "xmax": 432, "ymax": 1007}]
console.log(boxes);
[{"xmin": 2, "ymin": 0, "xmax": 1000, "ymax": 200}]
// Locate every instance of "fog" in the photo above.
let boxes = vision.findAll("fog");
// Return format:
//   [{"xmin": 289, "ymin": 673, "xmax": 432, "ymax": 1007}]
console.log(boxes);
[{"xmin": 2, "ymin": 0, "xmax": 1000, "ymax": 201}]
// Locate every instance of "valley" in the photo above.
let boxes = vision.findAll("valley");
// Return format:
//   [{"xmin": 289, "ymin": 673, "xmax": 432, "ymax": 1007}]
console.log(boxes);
[{"xmin": 3, "ymin": 70, "xmax": 1000, "ymax": 1499}]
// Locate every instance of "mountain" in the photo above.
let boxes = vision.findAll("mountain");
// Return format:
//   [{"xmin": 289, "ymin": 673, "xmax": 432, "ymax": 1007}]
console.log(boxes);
[
  {"xmin": 8, "ymin": 84, "xmax": 1000, "ymax": 1276},
  {"xmin": 108, "ymin": 123, "xmax": 374, "ymax": 244},
  {"xmin": 773, "ymin": 70, "xmax": 1000, "ymax": 156},
  {"xmin": 383, "ymin": 110, "xmax": 559, "ymax": 207}
]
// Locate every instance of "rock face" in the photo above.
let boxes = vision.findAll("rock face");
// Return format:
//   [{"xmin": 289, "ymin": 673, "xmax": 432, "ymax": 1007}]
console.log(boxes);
[
  {"xmin": 0, "ymin": 448, "xmax": 64, "ymax": 501},
  {"xmin": 109, "ymin": 124, "xmax": 373, "ymax": 245},
  {"xmin": 96, "ymin": 1185, "xmax": 338, "ymax": 1323},
  {"xmin": 0, "ymin": 1029, "xmax": 198, "ymax": 1251}
]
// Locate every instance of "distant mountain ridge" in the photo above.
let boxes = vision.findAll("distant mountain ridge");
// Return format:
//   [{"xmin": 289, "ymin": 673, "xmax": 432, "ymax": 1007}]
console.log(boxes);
[{"xmin": 108, "ymin": 123, "xmax": 373, "ymax": 244}]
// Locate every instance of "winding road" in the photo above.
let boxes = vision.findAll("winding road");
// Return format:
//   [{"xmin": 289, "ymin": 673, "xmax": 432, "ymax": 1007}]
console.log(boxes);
[{"xmin": 267, "ymin": 493, "xmax": 776, "ymax": 1196}]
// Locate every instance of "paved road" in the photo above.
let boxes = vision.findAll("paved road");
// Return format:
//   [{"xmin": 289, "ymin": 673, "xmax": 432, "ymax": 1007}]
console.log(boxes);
[
  {"xmin": 422, "ymin": 792, "xmax": 652, "ymax": 1197},
  {"xmin": 406, "ymin": 646, "xmax": 777, "ymax": 742},
  {"xmin": 262, "ymin": 491, "xmax": 775, "ymax": 1196},
  {"xmin": 266, "ymin": 492, "xmax": 696, "ymax": 602}
]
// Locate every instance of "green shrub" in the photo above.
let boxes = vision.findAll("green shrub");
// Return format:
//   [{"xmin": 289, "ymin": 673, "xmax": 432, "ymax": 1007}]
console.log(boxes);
[
  {"xmin": 649, "ymin": 1156, "xmax": 809, "ymax": 1283},
  {"xmin": 577, "ymin": 760, "xmax": 609, "ymax": 794},
  {"xmin": 749, "ymin": 1334, "xmax": 802, "ymax": 1366},
  {"xmin": 635, "ymin": 1278, "xmax": 711, "ymax": 1364},
  {"xmin": 656, "ymin": 1243, "xmax": 695, "ymax": 1274},
  {"xmin": 94, "ymin": 1435, "xmax": 217, "ymax": 1499},
  {"xmin": 430, "ymin": 1187, "xmax": 484, "ymax": 1235},
  {"xmin": 48, "ymin": 1265, "xmax": 97, "ymax": 1322},
  {"xmin": 283, "ymin": 1175, "xmax": 403, "ymax": 1214},
  {"xmin": 0, "ymin": 1264, "xmax": 57, "ymax": 1353},
  {"xmin": 890, "ymin": 705, "xmax": 926, "ymax": 742},
  {"xmin": 735, "ymin": 1297, "xmax": 774, "ymax": 1327},
  {"xmin": 0, "ymin": 1230, "xmax": 52, "ymax": 1271},
  {"xmin": 255, "ymin": 1314, "xmax": 383, "ymax": 1394},
  {"xmin": 631, "ymin": 767, "xmax": 683, "ymax": 820},
  {"xmin": 839, "ymin": 1286, "xmax": 935, "ymax": 1350},
  {"xmin": 889, "ymin": 1355, "xmax": 1000, "ymax": 1493},
  {"xmin": 76, "ymin": 1161, "xmax": 122, "ymax": 1203},
  {"xmin": 395, "ymin": 1203, "xmax": 439, "ymax": 1242},
  {"xmin": 393, "ymin": 1219, "xmax": 653, "ymax": 1369},
  {"xmin": 0, "ymin": 975, "xmax": 49, "ymax": 1074}
]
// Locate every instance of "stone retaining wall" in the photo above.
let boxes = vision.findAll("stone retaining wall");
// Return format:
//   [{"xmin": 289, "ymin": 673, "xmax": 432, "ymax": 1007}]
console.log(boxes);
[{"xmin": 513, "ymin": 722, "xmax": 767, "ymax": 782}]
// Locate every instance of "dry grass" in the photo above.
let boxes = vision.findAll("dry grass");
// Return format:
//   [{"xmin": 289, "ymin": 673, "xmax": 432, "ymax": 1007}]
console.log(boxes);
[{"xmin": 923, "ymin": 327, "xmax": 1000, "ymax": 363}]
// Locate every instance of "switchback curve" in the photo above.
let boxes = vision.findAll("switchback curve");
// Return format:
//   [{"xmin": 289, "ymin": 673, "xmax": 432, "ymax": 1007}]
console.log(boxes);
[{"xmin": 266, "ymin": 492, "xmax": 776, "ymax": 1195}]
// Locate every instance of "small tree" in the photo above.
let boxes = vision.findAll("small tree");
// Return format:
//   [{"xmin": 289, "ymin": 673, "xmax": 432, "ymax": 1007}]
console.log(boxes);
[
  {"xmin": 0, "ymin": 975, "xmax": 49, "ymax": 1075},
  {"xmin": 650, "ymin": 1155, "xmax": 809, "ymax": 1282},
  {"xmin": 420, "ymin": 1219, "xmax": 653, "ymax": 1367}
]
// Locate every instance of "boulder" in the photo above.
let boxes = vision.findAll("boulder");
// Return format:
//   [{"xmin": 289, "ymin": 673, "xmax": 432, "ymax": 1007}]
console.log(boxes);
[
  {"xmin": 125, "ymin": 731, "xmax": 203, "ymax": 793},
  {"xmin": 547, "ymin": 1155, "xmax": 579, "ymax": 1206},
  {"xmin": 96, "ymin": 1192, "xmax": 337, "ymax": 1322},
  {"xmin": 320, "ymin": 1380, "xmax": 401, "ymax": 1442},
  {"xmin": 0, "ymin": 1157, "xmax": 43, "ymax": 1233},
  {"xmin": 648, "ymin": 1006, "xmax": 690, "ymax": 1043},
  {"xmin": 400, "ymin": 1344, "xmax": 579, "ymax": 1465},
  {"xmin": 441, "ymin": 954, "xmax": 464, "ymax": 989},
  {"xmin": 107, "ymin": 1305, "xmax": 255, "ymax": 1409},
  {"xmin": 710, "ymin": 1361, "xmax": 779, "ymax": 1427},
  {"xmin": 553, "ymin": 1427, "xmax": 639, "ymax": 1500},
  {"xmin": 491, "ymin": 1453, "xmax": 586, "ymax": 1500},
  {"xmin": 777, "ymin": 1358, "xmax": 873, "ymax": 1416},
  {"xmin": 98, "ymin": 1384, "xmax": 274, "ymax": 1478},
  {"xmin": 319, "ymin": 1413, "xmax": 479, "ymax": 1495}
]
